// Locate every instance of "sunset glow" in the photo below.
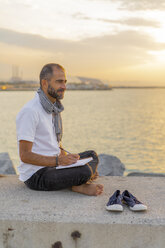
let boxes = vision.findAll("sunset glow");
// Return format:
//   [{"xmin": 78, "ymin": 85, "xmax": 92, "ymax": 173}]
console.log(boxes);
[{"xmin": 0, "ymin": 0, "xmax": 165, "ymax": 85}]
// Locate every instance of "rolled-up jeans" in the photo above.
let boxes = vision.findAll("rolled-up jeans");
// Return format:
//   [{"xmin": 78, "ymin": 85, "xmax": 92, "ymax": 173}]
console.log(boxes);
[{"xmin": 24, "ymin": 150, "xmax": 99, "ymax": 191}]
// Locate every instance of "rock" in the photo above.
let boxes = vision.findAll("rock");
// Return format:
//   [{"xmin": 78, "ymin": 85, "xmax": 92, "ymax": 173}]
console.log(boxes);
[
  {"xmin": 0, "ymin": 152, "xmax": 16, "ymax": 174},
  {"xmin": 98, "ymin": 154, "xmax": 125, "ymax": 176},
  {"xmin": 127, "ymin": 172, "xmax": 165, "ymax": 177}
]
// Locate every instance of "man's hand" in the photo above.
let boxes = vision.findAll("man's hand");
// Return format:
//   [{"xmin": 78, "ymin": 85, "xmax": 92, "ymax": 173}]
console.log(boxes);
[
  {"xmin": 59, "ymin": 148, "xmax": 67, "ymax": 156},
  {"xmin": 58, "ymin": 153, "xmax": 80, "ymax": 166}
]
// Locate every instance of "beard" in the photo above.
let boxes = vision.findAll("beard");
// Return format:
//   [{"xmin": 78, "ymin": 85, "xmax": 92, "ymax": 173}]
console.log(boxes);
[{"xmin": 47, "ymin": 84, "xmax": 64, "ymax": 100}]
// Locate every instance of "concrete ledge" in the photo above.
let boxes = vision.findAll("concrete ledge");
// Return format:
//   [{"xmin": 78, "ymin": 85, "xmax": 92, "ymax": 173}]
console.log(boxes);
[{"xmin": 0, "ymin": 176, "xmax": 165, "ymax": 248}]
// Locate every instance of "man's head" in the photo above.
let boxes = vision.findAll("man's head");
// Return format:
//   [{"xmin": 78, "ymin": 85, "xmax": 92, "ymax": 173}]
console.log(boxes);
[{"xmin": 39, "ymin": 63, "xmax": 67, "ymax": 103}]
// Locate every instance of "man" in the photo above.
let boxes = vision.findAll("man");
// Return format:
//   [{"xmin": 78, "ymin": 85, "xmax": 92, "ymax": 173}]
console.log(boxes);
[{"xmin": 16, "ymin": 63, "xmax": 104, "ymax": 196}]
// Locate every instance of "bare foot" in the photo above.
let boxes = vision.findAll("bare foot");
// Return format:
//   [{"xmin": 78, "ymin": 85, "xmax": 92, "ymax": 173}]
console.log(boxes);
[{"xmin": 72, "ymin": 183, "xmax": 104, "ymax": 196}]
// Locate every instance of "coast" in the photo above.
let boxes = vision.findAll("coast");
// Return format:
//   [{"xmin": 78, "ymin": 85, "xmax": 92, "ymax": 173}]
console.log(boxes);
[{"xmin": 0, "ymin": 81, "xmax": 112, "ymax": 91}]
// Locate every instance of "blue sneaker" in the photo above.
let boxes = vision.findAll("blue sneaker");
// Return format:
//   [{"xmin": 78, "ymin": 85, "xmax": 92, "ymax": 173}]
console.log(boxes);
[
  {"xmin": 122, "ymin": 190, "xmax": 147, "ymax": 211},
  {"xmin": 106, "ymin": 190, "xmax": 123, "ymax": 211}
]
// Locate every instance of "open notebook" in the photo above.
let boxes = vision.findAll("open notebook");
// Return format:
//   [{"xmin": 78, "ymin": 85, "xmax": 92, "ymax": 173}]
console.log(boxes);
[{"xmin": 56, "ymin": 157, "xmax": 93, "ymax": 169}]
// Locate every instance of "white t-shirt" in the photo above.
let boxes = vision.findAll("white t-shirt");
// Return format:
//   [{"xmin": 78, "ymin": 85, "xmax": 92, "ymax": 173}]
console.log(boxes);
[{"xmin": 16, "ymin": 92, "xmax": 61, "ymax": 182}]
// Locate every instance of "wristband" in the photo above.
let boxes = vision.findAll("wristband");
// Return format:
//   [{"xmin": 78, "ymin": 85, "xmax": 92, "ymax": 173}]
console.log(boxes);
[{"xmin": 55, "ymin": 156, "xmax": 59, "ymax": 166}]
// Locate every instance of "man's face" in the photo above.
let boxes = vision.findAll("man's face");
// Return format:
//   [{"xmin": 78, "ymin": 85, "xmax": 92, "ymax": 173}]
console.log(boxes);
[{"xmin": 46, "ymin": 68, "xmax": 67, "ymax": 101}]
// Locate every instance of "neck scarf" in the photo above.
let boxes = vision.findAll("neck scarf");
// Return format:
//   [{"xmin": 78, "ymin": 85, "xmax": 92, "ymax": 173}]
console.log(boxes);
[{"xmin": 37, "ymin": 87, "xmax": 64, "ymax": 143}]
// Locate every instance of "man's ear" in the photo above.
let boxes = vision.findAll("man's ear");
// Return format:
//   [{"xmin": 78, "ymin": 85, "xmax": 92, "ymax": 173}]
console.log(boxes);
[{"xmin": 41, "ymin": 79, "xmax": 48, "ymax": 90}]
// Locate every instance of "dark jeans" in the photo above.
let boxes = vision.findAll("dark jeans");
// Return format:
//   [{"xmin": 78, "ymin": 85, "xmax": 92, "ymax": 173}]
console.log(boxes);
[{"xmin": 24, "ymin": 150, "xmax": 99, "ymax": 191}]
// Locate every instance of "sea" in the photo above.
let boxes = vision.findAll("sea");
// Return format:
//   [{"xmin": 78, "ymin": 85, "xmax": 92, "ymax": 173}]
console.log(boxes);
[{"xmin": 0, "ymin": 89, "xmax": 165, "ymax": 176}]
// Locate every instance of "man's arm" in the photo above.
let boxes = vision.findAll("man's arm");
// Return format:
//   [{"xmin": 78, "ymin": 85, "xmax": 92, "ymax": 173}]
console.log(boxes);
[
  {"xmin": 19, "ymin": 140, "xmax": 57, "ymax": 166},
  {"xmin": 19, "ymin": 140, "xmax": 80, "ymax": 167}
]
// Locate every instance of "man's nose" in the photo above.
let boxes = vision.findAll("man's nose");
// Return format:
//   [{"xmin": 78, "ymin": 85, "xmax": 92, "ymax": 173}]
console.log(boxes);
[{"xmin": 61, "ymin": 83, "xmax": 66, "ymax": 90}]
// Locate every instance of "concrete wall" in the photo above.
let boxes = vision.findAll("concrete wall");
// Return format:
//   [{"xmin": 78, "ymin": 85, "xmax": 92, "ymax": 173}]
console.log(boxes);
[
  {"xmin": 0, "ymin": 175, "xmax": 165, "ymax": 248},
  {"xmin": 1, "ymin": 220, "xmax": 165, "ymax": 248}
]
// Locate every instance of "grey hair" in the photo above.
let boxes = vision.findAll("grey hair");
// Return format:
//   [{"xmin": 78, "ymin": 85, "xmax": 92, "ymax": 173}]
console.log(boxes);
[{"xmin": 39, "ymin": 63, "xmax": 65, "ymax": 89}]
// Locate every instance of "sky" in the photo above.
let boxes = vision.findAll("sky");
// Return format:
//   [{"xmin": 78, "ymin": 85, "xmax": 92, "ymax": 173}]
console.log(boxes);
[{"xmin": 0, "ymin": 0, "xmax": 165, "ymax": 86}]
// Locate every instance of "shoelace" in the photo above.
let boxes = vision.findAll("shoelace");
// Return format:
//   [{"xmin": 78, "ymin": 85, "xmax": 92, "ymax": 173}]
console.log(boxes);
[
  {"xmin": 132, "ymin": 197, "xmax": 141, "ymax": 204},
  {"xmin": 122, "ymin": 195, "xmax": 141, "ymax": 205},
  {"xmin": 110, "ymin": 199, "xmax": 118, "ymax": 205},
  {"xmin": 108, "ymin": 195, "xmax": 122, "ymax": 205}
]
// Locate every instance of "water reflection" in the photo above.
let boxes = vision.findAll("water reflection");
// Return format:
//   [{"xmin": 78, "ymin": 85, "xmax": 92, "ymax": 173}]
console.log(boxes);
[{"xmin": 0, "ymin": 89, "xmax": 165, "ymax": 175}]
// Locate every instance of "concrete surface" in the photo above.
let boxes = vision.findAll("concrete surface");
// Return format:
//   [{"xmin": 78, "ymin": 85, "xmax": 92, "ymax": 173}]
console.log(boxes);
[{"xmin": 0, "ymin": 175, "xmax": 165, "ymax": 248}]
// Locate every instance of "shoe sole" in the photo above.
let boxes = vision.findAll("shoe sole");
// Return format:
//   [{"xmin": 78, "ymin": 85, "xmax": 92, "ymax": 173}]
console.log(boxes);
[
  {"xmin": 106, "ymin": 204, "xmax": 123, "ymax": 212},
  {"xmin": 130, "ymin": 204, "xmax": 147, "ymax": 211}
]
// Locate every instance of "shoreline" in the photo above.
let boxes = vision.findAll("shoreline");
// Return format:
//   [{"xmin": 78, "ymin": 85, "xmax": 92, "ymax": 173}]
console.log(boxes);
[{"xmin": 1, "ymin": 87, "xmax": 165, "ymax": 91}]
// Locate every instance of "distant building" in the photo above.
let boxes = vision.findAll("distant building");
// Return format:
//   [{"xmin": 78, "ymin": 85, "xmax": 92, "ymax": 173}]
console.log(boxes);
[
  {"xmin": 66, "ymin": 76, "xmax": 111, "ymax": 90},
  {"xmin": 10, "ymin": 65, "xmax": 22, "ymax": 83}
]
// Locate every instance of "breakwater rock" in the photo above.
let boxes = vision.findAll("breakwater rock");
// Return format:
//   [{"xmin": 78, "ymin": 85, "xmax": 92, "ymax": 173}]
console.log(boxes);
[
  {"xmin": 127, "ymin": 172, "xmax": 165, "ymax": 177},
  {"xmin": 98, "ymin": 154, "xmax": 125, "ymax": 176},
  {"xmin": 0, "ymin": 152, "xmax": 16, "ymax": 174}
]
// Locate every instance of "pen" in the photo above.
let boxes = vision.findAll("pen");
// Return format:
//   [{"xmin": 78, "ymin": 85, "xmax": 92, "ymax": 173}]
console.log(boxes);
[{"xmin": 59, "ymin": 147, "xmax": 71, "ymax": 154}]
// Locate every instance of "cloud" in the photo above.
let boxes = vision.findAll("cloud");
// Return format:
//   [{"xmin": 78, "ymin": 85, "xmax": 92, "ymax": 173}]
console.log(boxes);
[
  {"xmin": 0, "ymin": 28, "xmax": 79, "ymax": 53},
  {"xmin": 109, "ymin": 0, "xmax": 165, "ymax": 11},
  {"xmin": 1, "ymin": 27, "xmax": 165, "ymax": 52},
  {"xmin": 122, "ymin": 0, "xmax": 165, "ymax": 10},
  {"xmin": 1, "ymin": 27, "xmax": 165, "ymax": 81},
  {"xmin": 98, "ymin": 17, "xmax": 160, "ymax": 28},
  {"xmin": 73, "ymin": 13, "xmax": 160, "ymax": 28},
  {"xmin": 85, "ymin": 30, "xmax": 165, "ymax": 50},
  {"xmin": 72, "ymin": 12, "xmax": 91, "ymax": 20}
]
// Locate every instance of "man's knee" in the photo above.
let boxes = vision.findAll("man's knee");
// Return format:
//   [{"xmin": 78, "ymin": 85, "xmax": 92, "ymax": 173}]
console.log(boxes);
[
  {"xmin": 24, "ymin": 182, "xmax": 41, "ymax": 191},
  {"xmin": 88, "ymin": 150, "xmax": 99, "ymax": 163}
]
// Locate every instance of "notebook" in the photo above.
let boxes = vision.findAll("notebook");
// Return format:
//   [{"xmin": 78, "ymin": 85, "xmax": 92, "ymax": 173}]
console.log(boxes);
[{"xmin": 56, "ymin": 157, "xmax": 93, "ymax": 169}]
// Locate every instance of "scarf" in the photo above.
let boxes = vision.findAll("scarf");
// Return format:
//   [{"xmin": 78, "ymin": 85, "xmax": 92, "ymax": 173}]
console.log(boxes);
[{"xmin": 37, "ymin": 87, "xmax": 64, "ymax": 143}]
